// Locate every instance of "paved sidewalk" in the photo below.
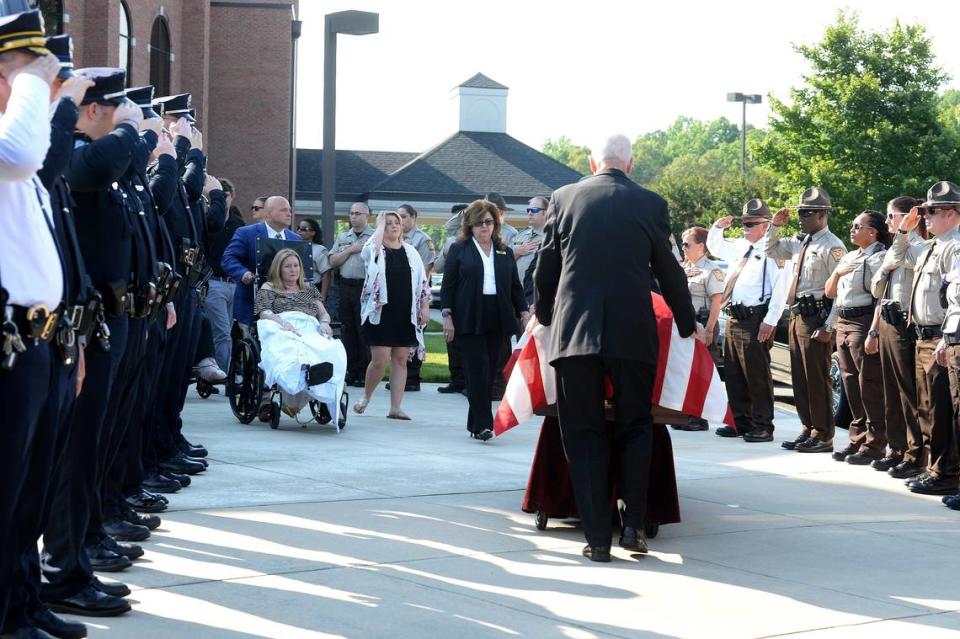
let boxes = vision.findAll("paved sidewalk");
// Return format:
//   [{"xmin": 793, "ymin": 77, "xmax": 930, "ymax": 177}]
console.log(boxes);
[{"xmin": 72, "ymin": 385, "xmax": 960, "ymax": 639}]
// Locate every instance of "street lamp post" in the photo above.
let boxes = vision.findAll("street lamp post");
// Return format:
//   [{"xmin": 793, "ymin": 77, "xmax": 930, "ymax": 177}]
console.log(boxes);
[
  {"xmin": 726, "ymin": 92, "xmax": 762, "ymax": 173},
  {"xmin": 322, "ymin": 10, "xmax": 379, "ymax": 249}
]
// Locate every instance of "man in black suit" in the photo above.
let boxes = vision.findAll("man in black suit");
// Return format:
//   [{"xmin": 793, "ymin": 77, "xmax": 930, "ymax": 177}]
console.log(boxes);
[{"xmin": 534, "ymin": 134, "xmax": 696, "ymax": 562}]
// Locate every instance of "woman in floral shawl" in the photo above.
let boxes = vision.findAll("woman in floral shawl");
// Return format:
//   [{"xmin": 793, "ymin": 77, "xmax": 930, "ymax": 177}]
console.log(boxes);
[{"xmin": 354, "ymin": 211, "xmax": 430, "ymax": 419}]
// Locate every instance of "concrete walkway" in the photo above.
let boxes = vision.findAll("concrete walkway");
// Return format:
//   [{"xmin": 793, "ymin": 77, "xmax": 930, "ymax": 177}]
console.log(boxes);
[{"xmin": 72, "ymin": 385, "xmax": 960, "ymax": 639}]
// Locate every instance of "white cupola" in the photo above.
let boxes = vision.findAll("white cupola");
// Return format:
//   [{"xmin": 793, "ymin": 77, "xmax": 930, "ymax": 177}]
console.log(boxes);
[{"xmin": 452, "ymin": 73, "xmax": 508, "ymax": 134}]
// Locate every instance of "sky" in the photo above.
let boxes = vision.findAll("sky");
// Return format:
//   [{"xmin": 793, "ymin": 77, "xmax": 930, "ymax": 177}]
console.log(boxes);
[{"xmin": 294, "ymin": 0, "xmax": 960, "ymax": 153}]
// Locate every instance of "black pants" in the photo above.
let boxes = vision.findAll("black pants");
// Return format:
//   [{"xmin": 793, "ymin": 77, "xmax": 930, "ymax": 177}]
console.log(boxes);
[
  {"xmin": 554, "ymin": 355, "xmax": 655, "ymax": 548},
  {"xmin": 491, "ymin": 337, "xmax": 511, "ymax": 395},
  {"xmin": 406, "ymin": 351, "xmax": 423, "ymax": 385},
  {"xmin": 446, "ymin": 337, "xmax": 466, "ymax": 388},
  {"xmin": 194, "ymin": 315, "xmax": 215, "ymax": 363},
  {"xmin": 42, "ymin": 315, "xmax": 129, "ymax": 602},
  {"xmin": 0, "ymin": 339, "xmax": 57, "ymax": 631},
  {"xmin": 458, "ymin": 295, "xmax": 502, "ymax": 434},
  {"xmin": 339, "ymin": 281, "xmax": 369, "ymax": 381},
  {"xmin": 6, "ymin": 355, "xmax": 75, "ymax": 632},
  {"xmin": 95, "ymin": 316, "xmax": 150, "ymax": 532},
  {"xmin": 126, "ymin": 313, "xmax": 168, "ymax": 490}
]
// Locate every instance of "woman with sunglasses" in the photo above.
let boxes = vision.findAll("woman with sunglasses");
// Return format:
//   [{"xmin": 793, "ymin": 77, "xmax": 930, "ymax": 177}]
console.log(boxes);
[
  {"xmin": 823, "ymin": 211, "xmax": 891, "ymax": 466},
  {"xmin": 864, "ymin": 197, "xmax": 928, "ymax": 478},
  {"xmin": 440, "ymin": 199, "xmax": 529, "ymax": 442},
  {"xmin": 678, "ymin": 226, "xmax": 725, "ymax": 431},
  {"xmin": 296, "ymin": 217, "xmax": 332, "ymax": 303}
]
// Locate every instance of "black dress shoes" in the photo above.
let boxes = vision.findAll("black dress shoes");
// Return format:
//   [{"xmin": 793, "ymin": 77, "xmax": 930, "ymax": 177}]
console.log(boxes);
[
  {"xmin": 781, "ymin": 432, "xmax": 809, "ymax": 450},
  {"xmin": 889, "ymin": 461, "xmax": 925, "ymax": 479},
  {"xmin": 714, "ymin": 426, "xmax": 740, "ymax": 438},
  {"xmin": 908, "ymin": 475, "xmax": 959, "ymax": 495},
  {"xmin": 103, "ymin": 518, "xmax": 150, "ymax": 542},
  {"xmin": 872, "ymin": 456, "xmax": 902, "ymax": 472},
  {"xmin": 582, "ymin": 545, "xmax": 611, "ymax": 562},
  {"xmin": 0, "ymin": 627, "xmax": 57, "ymax": 638},
  {"xmin": 91, "ymin": 577, "xmax": 130, "ymax": 598},
  {"xmin": 160, "ymin": 452, "xmax": 205, "ymax": 475},
  {"xmin": 99, "ymin": 535, "xmax": 143, "ymax": 560},
  {"xmin": 178, "ymin": 439, "xmax": 208, "ymax": 458},
  {"xmin": 846, "ymin": 451, "xmax": 879, "ymax": 466},
  {"xmin": 47, "ymin": 585, "xmax": 131, "ymax": 618},
  {"xmin": 470, "ymin": 429, "xmax": 493, "ymax": 442},
  {"xmin": 796, "ymin": 437, "xmax": 833, "ymax": 453},
  {"xmin": 122, "ymin": 505, "xmax": 161, "ymax": 530},
  {"xmin": 942, "ymin": 494, "xmax": 960, "ymax": 510},
  {"xmin": 437, "ymin": 383, "xmax": 465, "ymax": 394},
  {"xmin": 618, "ymin": 527, "xmax": 649, "ymax": 553},
  {"xmin": 28, "ymin": 605, "xmax": 87, "ymax": 639},
  {"xmin": 905, "ymin": 471, "xmax": 932, "ymax": 487},
  {"xmin": 742, "ymin": 429, "xmax": 773, "ymax": 443},
  {"xmin": 832, "ymin": 445, "xmax": 857, "ymax": 462},
  {"xmin": 165, "ymin": 471, "xmax": 191, "ymax": 488},
  {"xmin": 84, "ymin": 544, "xmax": 131, "ymax": 573},
  {"xmin": 673, "ymin": 418, "xmax": 709, "ymax": 432},
  {"xmin": 141, "ymin": 473, "xmax": 181, "ymax": 494}
]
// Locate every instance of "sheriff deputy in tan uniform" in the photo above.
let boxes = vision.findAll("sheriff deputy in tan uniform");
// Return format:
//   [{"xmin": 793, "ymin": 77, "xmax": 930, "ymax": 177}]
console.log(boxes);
[
  {"xmin": 677, "ymin": 225, "xmax": 725, "ymax": 431},
  {"xmin": 329, "ymin": 202, "xmax": 375, "ymax": 386},
  {"xmin": 868, "ymin": 196, "xmax": 928, "ymax": 479},
  {"xmin": 884, "ymin": 181, "xmax": 960, "ymax": 496},
  {"xmin": 823, "ymin": 211, "xmax": 889, "ymax": 466},
  {"xmin": 939, "ymin": 251, "xmax": 960, "ymax": 510},
  {"xmin": 765, "ymin": 187, "xmax": 846, "ymax": 453},
  {"xmin": 394, "ymin": 203, "xmax": 436, "ymax": 392}
]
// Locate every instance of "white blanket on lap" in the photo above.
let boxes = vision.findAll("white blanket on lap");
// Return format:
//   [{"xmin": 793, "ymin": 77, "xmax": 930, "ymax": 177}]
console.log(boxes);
[{"xmin": 257, "ymin": 311, "xmax": 347, "ymax": 427}]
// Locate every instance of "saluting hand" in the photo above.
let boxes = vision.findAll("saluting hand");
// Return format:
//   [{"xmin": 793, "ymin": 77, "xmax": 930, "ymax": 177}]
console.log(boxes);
[
  {"xmin": 13, "ymin": 53, "xmax": 59, "ymax": 84},
  {"xmin": 715, "ymin": 215, "xmax": 735, "ymax": 229},
  {"xmin": 140, "ymin": 116, "xmax": 163, "ymax": 136},
  {"xmin": 203, "ymin": 174, "xmax": 222, "ymax": 196},
  {"xmin": 112, "ymin": 99, "xmax": 142, "ymax": 128},
  {"xmin": 191, "ymin": 127, "xmax": 203, "ymax": 151},
  {"xmin": 154, "ymin": 136, "xmax": 176, "ymax": 160},
  {"xmin": 900, "ymin": 208, "xmax": 922, "ymax": 233},
  {"xmin": 772, "ymin": 208, "xmax": 790, "ymax": 227},
  {"xmin": 56, "ymin": 75, "xmax": 94, "ymax": 106},
  {"xmin": 170, "ymin": 116, "xmax": 192, "ymax": 140}
]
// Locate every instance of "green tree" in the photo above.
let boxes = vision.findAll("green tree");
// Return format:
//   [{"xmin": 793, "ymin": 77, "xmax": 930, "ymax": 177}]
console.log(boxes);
[
  {"xmin": 541, "ymin": 136, "xmax": 590, "ymax": 174},
  {"xmin": 755, "ymin": 11, "xmax": 957, "ymax": 231}
]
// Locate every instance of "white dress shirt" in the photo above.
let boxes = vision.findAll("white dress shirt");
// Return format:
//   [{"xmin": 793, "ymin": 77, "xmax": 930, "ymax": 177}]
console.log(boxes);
[
  {"xmin": 473, "ymin": 238, "xmax": 497, "ymax": 295},
  {"xmin": 0, "ymin": 73, "xmax": 62, "ymax": 308},
  {"xmin": 707, "ymin": 224, "xmax": 789, "ymax": 327},
  {"xmin": 263, "ymin": 221, "xmax": 286, "ymax": 240}
]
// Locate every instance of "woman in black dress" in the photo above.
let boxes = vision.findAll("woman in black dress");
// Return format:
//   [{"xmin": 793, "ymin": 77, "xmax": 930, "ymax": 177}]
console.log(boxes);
[{"xmin": 355, "ymin": 211, "xmax": 430, "ymax": 419}]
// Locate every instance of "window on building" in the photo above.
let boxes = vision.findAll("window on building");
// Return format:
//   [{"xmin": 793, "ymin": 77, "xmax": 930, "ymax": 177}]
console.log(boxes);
[
  {"xmin": 119, "ymin": 1, "xmax": 132, "ymax": 84},
  {"xmin": 35, "ymin": 0, "xmax": 63, "ymax": 35},
  {"xmin": 149, "ymin": 16, "xmax": 171, "ymax": 97}
]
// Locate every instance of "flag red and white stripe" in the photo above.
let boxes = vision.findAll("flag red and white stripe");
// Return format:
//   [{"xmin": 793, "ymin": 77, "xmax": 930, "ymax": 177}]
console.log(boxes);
[{"xmin": 494, "ymin": 293, "xmax": 734, "ymax": 436}]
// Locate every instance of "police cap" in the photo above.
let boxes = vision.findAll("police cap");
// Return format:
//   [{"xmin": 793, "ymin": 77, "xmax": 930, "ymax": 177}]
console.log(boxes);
[
  {"xmin": 76, "ymin": 67, "xmax": 127, "ymax": 105},
  {"xmin": 45, "ymin": 34, "xmax": 73, "ymax": 78},
  {"xmin": 0, "ymin": 9, "xmax": 49, "ymax": 57}
]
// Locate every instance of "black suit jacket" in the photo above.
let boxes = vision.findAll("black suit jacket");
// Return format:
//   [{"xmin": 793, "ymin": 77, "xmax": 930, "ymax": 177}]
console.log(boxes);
[
  {"xmin": 440, "ymin": 239, "xmax": 527, "ymax": 336},
  {"xmin": 534, "ymin": 168, "xmax": 695, "ymax": 365}
]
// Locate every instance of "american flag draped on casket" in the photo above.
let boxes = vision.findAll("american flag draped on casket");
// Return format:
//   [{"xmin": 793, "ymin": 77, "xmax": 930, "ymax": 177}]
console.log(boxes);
[{"xmin": 494, "ymin": 293, "xmax": 735, "ymax": 436}]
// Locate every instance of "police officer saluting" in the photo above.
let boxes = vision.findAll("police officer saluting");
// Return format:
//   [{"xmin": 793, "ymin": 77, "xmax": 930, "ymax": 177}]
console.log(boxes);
[
  {"xmin": 765, "ymin": 188, "xmax": 846, "ymax": 453},
  {"xmin": 884, "ymin": 181, "xmax": 960, "ymax": 496},
  {"xmin": 708, "ymin": 199, "xmax": 790, "ymax": 442},
  {"xmin": 823, "ymin": 211, "xmax": 890, "ymax": 465}
]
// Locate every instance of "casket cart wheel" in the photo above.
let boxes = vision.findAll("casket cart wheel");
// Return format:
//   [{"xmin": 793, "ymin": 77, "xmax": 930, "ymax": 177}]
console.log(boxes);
[
  {"xmin": 644, "ymin": 523, "xmax": 659, "ymax": 539},
  {"xmin": 196, "ymin": 378, "xmax": 213, "ymax": 399},
  {"xmin": 534, "ymin": 511, "xmax": 549, "ymax": 531}
]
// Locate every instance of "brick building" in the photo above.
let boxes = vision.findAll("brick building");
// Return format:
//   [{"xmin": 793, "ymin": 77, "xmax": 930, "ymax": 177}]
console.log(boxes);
[{"xmin": 38, "ymin": 0, "xmax": 298, "ymax": 214}]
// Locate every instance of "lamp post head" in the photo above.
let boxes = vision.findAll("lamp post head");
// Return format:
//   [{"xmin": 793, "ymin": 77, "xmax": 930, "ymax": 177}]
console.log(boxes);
[
  {"xmin": 326, "ymin": 10, "xmax": 379, "ymax": 36},
  {"xmin": 726, "ymin": 92, "xmax": 744, "ymax": 102}
]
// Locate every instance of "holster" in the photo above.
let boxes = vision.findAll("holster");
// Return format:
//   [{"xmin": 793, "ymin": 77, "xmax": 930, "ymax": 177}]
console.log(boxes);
[
  {"xmin": 99, "ymin": 280, "xmax": 129, "ymax": 318},
  {"xmin": 880, "ymin": 300, "xmax": 908, "ymax": 331}
]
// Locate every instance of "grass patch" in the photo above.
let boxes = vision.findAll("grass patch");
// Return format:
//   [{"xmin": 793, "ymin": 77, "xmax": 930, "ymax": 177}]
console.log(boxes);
[
  {"xmin": 422, "ymin": 332, "xmax": 450, "ymax": 382},
  {"xmin": 425, "ymin": 318, "xmax": 442, "ymax": 333}
]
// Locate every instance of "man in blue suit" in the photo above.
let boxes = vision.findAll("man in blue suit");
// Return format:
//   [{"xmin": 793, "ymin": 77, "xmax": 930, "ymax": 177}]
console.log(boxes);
[{"xmin": 221, "ymin": 195, "xmax": 300, "ymax": 324}]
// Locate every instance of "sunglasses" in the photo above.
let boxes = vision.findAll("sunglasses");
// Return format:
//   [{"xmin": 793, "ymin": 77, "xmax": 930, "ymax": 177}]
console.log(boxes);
[
  {"xmin": 526, "ymin": 207, "xmax": 545, "ymax": 214},
  {"xmin": 297, "ymin": 226, "xmax": 313, "ymax": 232},
  {"xmin": 851, "ymin": 223, "xmax": 864, "ymax": 231},
  {"xmin": 251, "ymin": 205, "xmax": 264, "ymax": 211},
  {"xmin": 797, "ymin": 209, "xmax": 820, "ymax": 218},
  {"xmin": 921, "ymin": 207, "xmax": 945, "ymax": 217},
  {"xmin": 742, "ymin": 221, "xmax": 764, "ymax": 228},
  {"xmin": 475, "ymin": 219, "xmax": 496, "ymax": 228}
]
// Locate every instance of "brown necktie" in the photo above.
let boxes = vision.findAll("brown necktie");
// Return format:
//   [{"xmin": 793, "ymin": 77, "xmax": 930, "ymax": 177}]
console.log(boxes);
[
  {"xmin": 720, "ymin": 245, "xmax": 753, "ymax": 308},
  {"xmin": 907, "ymin": 240, "xmax": 936, "ymax": 326},
  {"xmin": 786, "ymin": 236, "xmax": 812, "ymax": 306}
]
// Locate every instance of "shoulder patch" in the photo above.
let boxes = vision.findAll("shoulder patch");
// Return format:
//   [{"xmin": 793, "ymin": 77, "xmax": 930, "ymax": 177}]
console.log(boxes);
[
  {"xmin": 830, "ymin": 247, "xmax": 846, "ymax": 262},
  {"xmin": 713, "ymin": 270, "xmax": 725, "ymax": 282},
  {"xmin": 427, "ymin": 239, "xmax": 435, "ymax": 251},
  {"xmin": 776, "ymin": 259, "xmax": 786, "ymax": 269}
]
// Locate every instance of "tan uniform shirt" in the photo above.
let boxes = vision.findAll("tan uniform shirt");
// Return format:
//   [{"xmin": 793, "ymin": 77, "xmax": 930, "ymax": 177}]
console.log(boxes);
[
  {"xmin": 404, "ymin": 227, "xmax": 436, "ymax": 270},
  {"xmin": 764, "ymin": 224, "xmax": 846, "ymax": 300},
  {"xmin": 888, "ymin": 226, "xmax": 960, "ymax": 326},
  {"xmin": 684, "ymin": 255, "xmax": 725, "ymax": 312},
  {"xmin": 871, "ymin": 231, "xmax": 926, "ymax": 307},
  {"xmin": 330, "ymin": 225, "xmax": 374, "ymax": 280},
  {"xmin": 825, "ymin": 242, "xmax": 886, "ymax": 328},
  {"xmin": 510, "ymin": 226, "xmax": 545, "ymax": 281},
  {"xmin": 501, "ymin": 222, "xmax": 519, "ymax": 245}
]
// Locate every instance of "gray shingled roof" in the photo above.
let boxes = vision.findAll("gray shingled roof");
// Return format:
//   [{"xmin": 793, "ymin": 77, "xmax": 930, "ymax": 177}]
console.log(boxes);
[
  {"xmin": 295, "ymin": 149, "xmax": 418, "ymax": 198},
  {"xmin": 295, "ymin": 131, "xmax": 583, "ymax": 205},
  {"xmin": 457, "ymin": 73, "xmax": 508, "ymax": 90}
]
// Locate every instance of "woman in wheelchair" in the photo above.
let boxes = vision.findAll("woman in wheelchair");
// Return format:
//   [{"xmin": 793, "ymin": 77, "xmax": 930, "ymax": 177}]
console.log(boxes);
[{"xmin": 255, "ymin": 248, "xmax": 347, "ymax": 423}]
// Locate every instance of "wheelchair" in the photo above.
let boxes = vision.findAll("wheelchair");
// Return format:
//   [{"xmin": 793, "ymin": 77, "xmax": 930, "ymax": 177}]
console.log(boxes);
[{"xmin": 225, "ymin": 236, "xmax": 348, "ymax": 431}]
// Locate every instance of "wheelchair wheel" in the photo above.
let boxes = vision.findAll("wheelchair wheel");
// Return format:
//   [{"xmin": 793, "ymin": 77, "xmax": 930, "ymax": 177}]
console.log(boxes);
[
  {"xmin": 534, "ymin": 511, "xmax": 548, "ymax": 531},
  {"xmin": 269, "ymin": 393, "xmax": 281, "ymax": 430},
  {"xmin": 338, "ymin": 391, "xmax": 349, "ymax": 431},
  {"xmin": 309, "ymin": 400, "xmax": 333, "ymax": 425},
  {"xmin": 196, "ymin": 379, "xmax": 213, "ymax": 399},
  {"xmin": 644, "ymin": 523, "xmax": 660, "ymax": 539},
  {"xmin": 228, "ymin": 338, "xmax": 262, "ymax": 425}
]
